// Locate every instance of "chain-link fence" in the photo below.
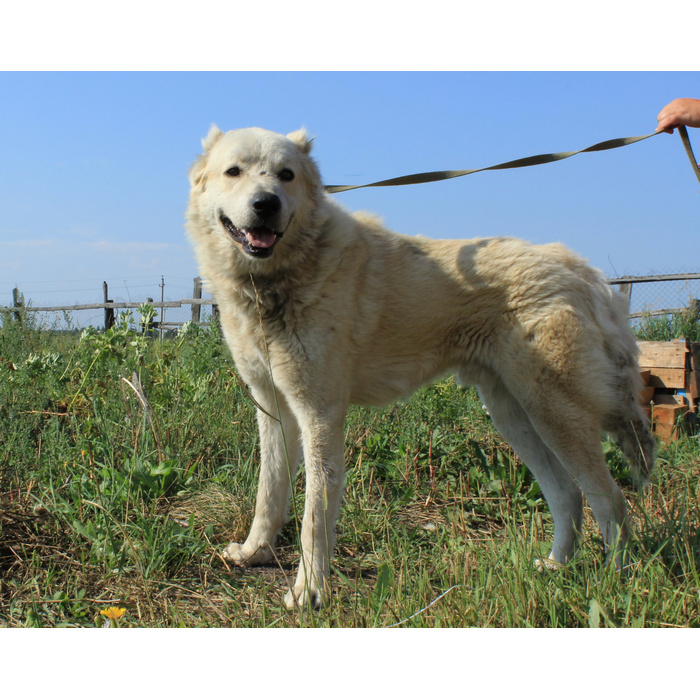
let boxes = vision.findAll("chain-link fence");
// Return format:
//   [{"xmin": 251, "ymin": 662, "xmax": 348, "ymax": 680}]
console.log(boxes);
[{"xmin": 610, "ymin": 274, "xmax": 700, "ymax": 319}]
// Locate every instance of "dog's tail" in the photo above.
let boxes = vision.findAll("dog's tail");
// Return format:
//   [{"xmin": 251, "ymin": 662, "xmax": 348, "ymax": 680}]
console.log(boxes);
[
  {"xmin": 607, "ymin": 399, "xmax": 656, "ymax": 488},
  {"xmin": 601, "ymin": 291, "xmax": 656, "ymax": 488}
]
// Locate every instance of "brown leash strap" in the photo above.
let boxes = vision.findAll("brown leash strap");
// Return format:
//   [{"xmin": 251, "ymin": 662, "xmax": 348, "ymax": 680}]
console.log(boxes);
[
  {"xmin": 678, "ymin": 126, "xmax": 700, "ymax": 186},
  {"xmin": 323, "ymin": 129, "xmax": 698, "ymax": 193}
]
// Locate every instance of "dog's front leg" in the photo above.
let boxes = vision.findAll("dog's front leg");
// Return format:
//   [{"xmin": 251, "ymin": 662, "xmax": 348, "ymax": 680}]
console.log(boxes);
[
  {"xmin": 284, "ymin": 409, "xmax": 346, "ymax": 609},
  {"xmin": 224, "ymin": 389, "xmax": 301, "ymax": 567}
]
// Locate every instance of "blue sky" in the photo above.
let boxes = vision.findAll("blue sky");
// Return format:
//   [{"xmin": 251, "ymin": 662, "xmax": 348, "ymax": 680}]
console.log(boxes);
[{"xmin": 1, "ymin": 70, "xmax": 698, "ymax": 310}]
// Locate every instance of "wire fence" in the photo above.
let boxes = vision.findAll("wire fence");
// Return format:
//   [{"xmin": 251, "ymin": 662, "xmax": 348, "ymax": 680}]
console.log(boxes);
[
  {"xmin": 0, "ymin": 277, "xmax": 216, "ymax": 335},
  {"xmin": 1, "ymin": 273, "xmax": 699, "ymax": 334},
  {"xmin": 609, "ymin": 273, "xmax": 700, "ymax": 320}
]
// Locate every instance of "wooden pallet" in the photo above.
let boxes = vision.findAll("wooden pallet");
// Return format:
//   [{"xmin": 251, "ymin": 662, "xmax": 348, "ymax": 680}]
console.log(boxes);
[{"xmin": 637, "ymin": 339, "xmax": 699, "ymax": 441}]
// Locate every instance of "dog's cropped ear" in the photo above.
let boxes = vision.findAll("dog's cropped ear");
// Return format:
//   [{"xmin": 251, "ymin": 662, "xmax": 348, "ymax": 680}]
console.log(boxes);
[
  {"xmin": 188, "ymin": 125, "xmax": 224, "ymax": 189},
  {"xmin": 287, "ymin": 128, "xmax": 314, "ymax": 155},
  {"xmin": 202, "ymin": 124, "xmax": 224, "ymax": 153}
]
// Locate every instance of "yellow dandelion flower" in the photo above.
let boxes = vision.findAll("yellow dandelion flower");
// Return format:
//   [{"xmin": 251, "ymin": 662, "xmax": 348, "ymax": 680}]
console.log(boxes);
[{"xmin": 100, "ymin": 607, "xmax": 126, "ymax": 620}]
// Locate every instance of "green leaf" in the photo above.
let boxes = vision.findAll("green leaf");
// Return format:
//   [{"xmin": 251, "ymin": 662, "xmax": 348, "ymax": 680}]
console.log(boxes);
[
  {"xmin": 373, "ymin": 562, "xmax": 394, "ymax": 601},
  {"xmin": 150, "ymin": 460, "xmax": 175, "ymax": 477},
  {"xmin": 588, "ymin": 598, "xmax": 602, "ymax": 628}
]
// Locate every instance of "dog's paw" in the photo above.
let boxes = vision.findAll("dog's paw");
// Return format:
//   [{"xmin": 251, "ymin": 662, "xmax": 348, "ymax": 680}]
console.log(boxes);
[
  {"xmin": 534, "ymin": 557, "xmax": 563, "ymax": 572},
  {"xmin": 222, "ymin": 541, "xmax": 273, "ymax": 567},
  {"xmin": 284, "ymin": 582, "xmax": 327, "ymax": 610}
]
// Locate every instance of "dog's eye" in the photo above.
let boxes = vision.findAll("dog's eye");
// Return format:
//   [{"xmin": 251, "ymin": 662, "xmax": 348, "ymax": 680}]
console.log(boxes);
[
  {"xmin": 225, "ymin": 166, "xmax": 241, "ymax": 177},
  {"xmin": 279, "ymin": 168, "xmax": 295, "ymax": 182}
]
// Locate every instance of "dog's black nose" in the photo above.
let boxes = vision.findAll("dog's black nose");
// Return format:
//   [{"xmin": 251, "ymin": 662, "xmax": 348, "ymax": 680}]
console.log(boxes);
[{"xmin": 252, "ymin": 193, "xmax": 281, "ymax": 218}]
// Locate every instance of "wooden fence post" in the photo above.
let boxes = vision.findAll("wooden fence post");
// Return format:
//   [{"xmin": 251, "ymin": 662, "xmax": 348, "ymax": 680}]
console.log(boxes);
[
  {"xmin": 103, "ymin": 281, "xmax": 115, "ymax": 330},
  {"xmin": 159, "ymin": 276, "xmax": 165, "ymax": 342},
  {"xmin": 617, "ymin": 283, "xmax": 632, "ymax": 313},
  {"xmin": 12, "ymin": 287, "xmax": 24, "ymax": 325},
  {"xmin": 192, "ymin": 277, "xmax": 202, "ymax": 324}
]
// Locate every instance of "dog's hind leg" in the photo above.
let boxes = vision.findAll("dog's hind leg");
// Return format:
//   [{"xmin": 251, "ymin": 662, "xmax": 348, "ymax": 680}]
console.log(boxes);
[
  {"xmin": 478, "ymin": 376, "xmax": 584, "ymax": 565},
  {"xmin": 516, "ymin": 386, "xmax": 630, "ymax": 568},
  {"xmin": 223, "ymin": 386, "xmax": 302, "ymax": 567}
]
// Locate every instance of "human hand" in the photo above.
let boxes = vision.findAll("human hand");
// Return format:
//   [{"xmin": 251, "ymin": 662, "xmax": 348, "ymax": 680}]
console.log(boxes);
[{"xmin": 656, "ymin": 98, "xmax": 700, "ymax": 133}]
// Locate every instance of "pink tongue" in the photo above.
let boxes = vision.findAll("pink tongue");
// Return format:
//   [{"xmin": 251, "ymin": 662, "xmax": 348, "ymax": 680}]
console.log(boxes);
[{"xmin": 245, "ymin": 228, "xmax": 276, "ymax": 249}]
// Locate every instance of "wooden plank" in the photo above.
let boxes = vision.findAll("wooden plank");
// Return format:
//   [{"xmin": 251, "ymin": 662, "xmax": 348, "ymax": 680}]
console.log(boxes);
[
  {"xmin": 652, "ymin": 394, "xmax": 686, "ymax": 407},
  {"xmin": 687, "ymin": 370, "xmax": 699, "ymax": 413},
  {"xmin": 637, "ymin": 339, "xmax": 688, "ymax": 369},
  {"xmin": 0, "ymin": 300, "xmax": 215, "ymax": 313},
  {"xmin": 609, "ymin": 273, "xmax": 700, "ymax": 284},
  {"xmin": 637, "ymin": 340, "xmax": 690, "ymax": 391},
  {"xmin": 647, "ymin": 368, "xmax": 687, "ymax": 390},
  {"xmin": 690, "ymin": 343, "xmax": 700, "ymax": 373},
  {"xmin": 640, "ymin": 386, "xmax": 655, "ymax": 404},
  {"xmin": 651, "ymin": 398, "xmax": 688, "ymax": 442},
  {"xmin": 629, "ymin": 308, "xmax": 688, "ymax": 319},
  {"xmin": 652, "ymin": 420, "xmax": 681, "ymax": 442}
]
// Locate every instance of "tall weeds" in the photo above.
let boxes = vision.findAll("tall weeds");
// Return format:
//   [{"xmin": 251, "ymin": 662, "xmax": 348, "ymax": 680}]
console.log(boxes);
[{"xmin": 1, "ymin": 312, "xmax": 699, "ymax": 627}]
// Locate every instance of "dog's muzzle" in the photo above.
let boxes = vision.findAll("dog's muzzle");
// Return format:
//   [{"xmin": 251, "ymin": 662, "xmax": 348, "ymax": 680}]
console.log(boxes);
[{"xmin": 219, "ymin": 211, "xmax": 284, "ymax": 259}]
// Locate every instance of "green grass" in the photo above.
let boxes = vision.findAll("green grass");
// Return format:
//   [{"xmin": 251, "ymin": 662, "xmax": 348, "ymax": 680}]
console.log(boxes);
[
  {"xmin": 1, "ymin": 312, "xmax": 700, "ymax": 627},
  {"xmin": 634, "ymin": 306, "xmax": 700, "ymax": 342}
]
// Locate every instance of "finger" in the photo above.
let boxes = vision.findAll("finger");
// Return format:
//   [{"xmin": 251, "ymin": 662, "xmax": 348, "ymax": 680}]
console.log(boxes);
[{"xmin": 656, "ymin": 114, "xmax": 678, "ymax": 132}]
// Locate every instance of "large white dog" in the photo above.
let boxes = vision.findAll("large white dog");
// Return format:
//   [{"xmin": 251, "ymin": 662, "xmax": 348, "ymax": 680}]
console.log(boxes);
[{"xmin": 186, "ymin": 126, "xmax": 655, "ymax": 608}]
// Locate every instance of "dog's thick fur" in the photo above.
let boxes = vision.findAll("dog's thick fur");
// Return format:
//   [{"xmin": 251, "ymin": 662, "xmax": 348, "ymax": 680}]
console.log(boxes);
[{"xmin": 186, "ymin": 126, "xmax": 655, "ymax": 608}]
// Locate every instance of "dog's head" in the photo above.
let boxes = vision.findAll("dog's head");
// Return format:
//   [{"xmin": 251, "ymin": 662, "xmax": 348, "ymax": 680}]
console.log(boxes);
[{"xmin": 187, "ymin": 126, "xmax": 320, "ymax": 261}]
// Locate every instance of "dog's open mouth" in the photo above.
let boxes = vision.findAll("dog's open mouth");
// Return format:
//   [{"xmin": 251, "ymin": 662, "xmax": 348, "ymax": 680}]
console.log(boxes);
[{"xmin": 219, "ymin": 213, "xmax": 282, "ymax": 258}]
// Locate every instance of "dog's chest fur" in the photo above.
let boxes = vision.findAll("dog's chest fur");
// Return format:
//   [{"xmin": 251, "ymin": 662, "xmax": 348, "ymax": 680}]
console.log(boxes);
[{"xmin": 215, "ymin": 271, "xmax": 321, "ymax": 380}]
